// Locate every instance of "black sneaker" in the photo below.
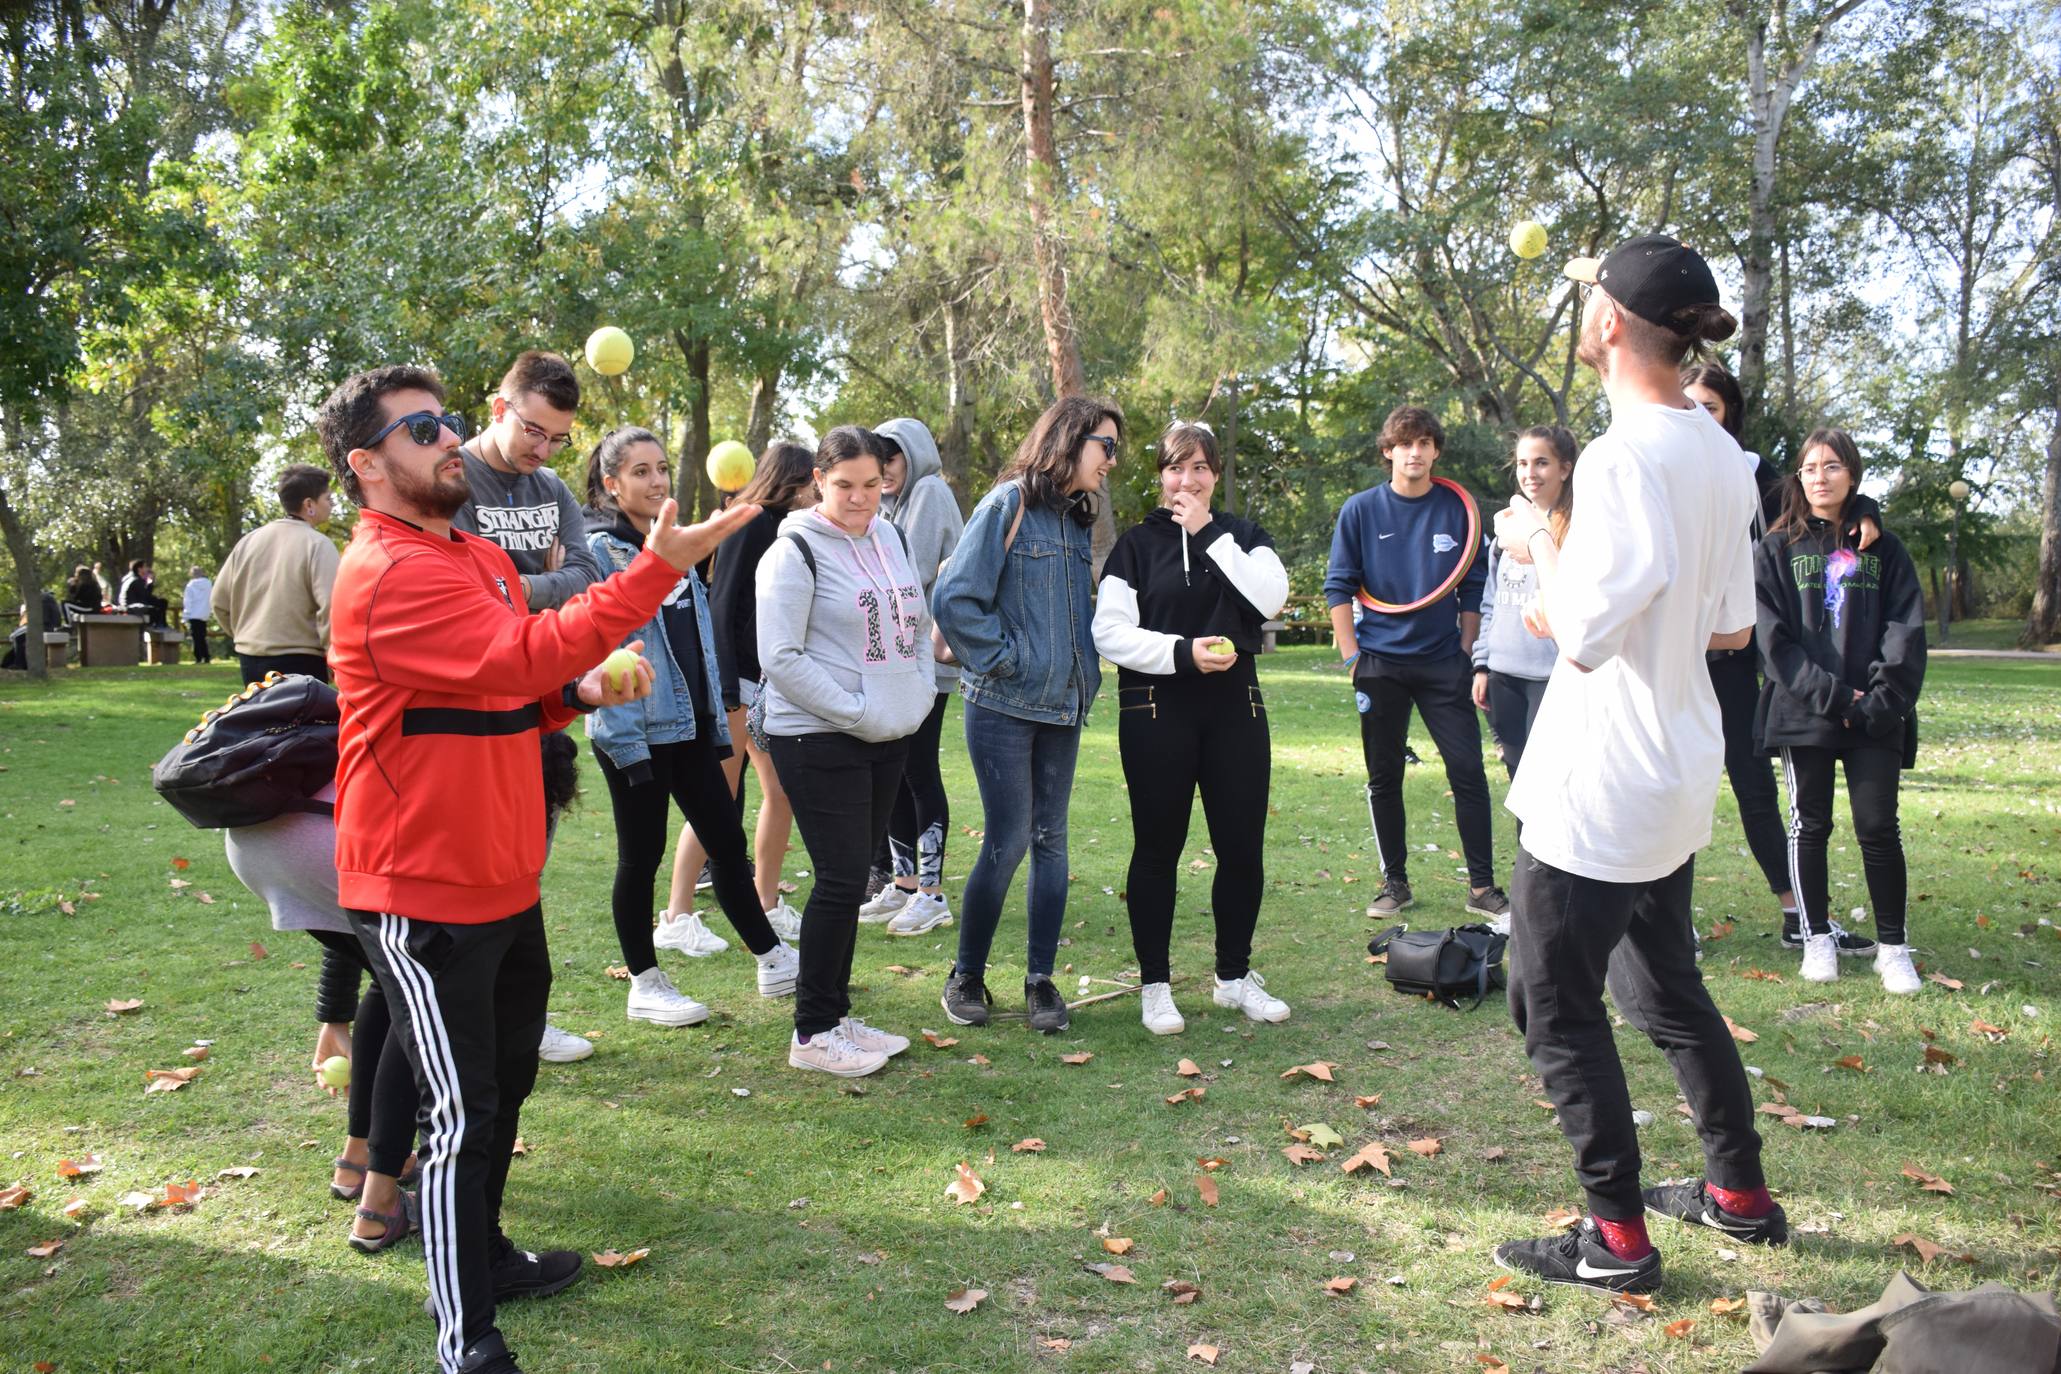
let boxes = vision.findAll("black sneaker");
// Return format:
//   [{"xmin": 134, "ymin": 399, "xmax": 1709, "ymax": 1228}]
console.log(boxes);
[
  {"xmin": 694, "ymin": 861, "xmax": 713, "ymax": 892},
  {"xmin": 456, "ymin": 1332, "xmax": 525, "ymax": 1374},
  {"xmin": 1367, "ymin": 878, "xmax": 1414, "ymax": 917},
  {"xmin": 1492, "ymin": 1218, "xmax": 1662, "ymax": 1294},
  {"xmin": 489, "ymin": 1237, "xmax": 582, "ymax": 1301},
  {"xmin": 1465, "ymin": 886, "xmax": 1510, "ymax": 921},
  {"xmin": 1402, "ymin": 745, "xmax": 1423, "ymax": 765},
  {"xmin": 1024, "ymin": 976, "xmax": 1070, "ymax": 1034},
  {"xmin": 1643, "ymin": 1179, "xmax": 1789, "ymax": 1246},
  {"xmin": 1779, "ymin": 920, "xmax": 1876, "ymax": 958},
  {"xmin": 941, "ymin": 969, "xmax": 991, "ymax": 1027},
  {"xmin": 864, "ymin": 865, "xmax": 894, "ymax": 901}
]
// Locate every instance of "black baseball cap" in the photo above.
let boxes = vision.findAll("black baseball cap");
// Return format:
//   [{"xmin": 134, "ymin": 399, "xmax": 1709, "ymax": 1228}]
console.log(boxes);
[{"xmin": 1564, "ymin": 235, "xmax": 1722, "ymax": 329}]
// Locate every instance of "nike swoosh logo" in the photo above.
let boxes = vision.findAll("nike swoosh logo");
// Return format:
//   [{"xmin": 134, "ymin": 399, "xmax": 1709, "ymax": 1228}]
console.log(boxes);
[
  {"xmin": 1378, "ymin": 532, "xmax": 1396, "ymax": 539},
  {"xmin": 1696, "ymin": 1210, "xmax": 1754, "ymax": 1234},
  {"xmin": 1574, "ymin": 1257, "xmax": 1641, "ymax": 1280}
]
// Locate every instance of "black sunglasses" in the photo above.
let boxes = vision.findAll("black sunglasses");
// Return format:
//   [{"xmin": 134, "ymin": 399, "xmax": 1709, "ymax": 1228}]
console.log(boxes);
[
  {"xmin": 366, "ymin": 411, "xmax": 469, "ymax": 448},
  {"xmin": 1084, "ymin": 434, "xmax": 1118, "ymax": 459}
]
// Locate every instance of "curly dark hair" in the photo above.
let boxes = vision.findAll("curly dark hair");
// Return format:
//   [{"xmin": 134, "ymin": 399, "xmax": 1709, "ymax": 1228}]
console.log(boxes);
[{"xmin": 313, "ymin": 366, "xmax": 447, "ymax": 503}]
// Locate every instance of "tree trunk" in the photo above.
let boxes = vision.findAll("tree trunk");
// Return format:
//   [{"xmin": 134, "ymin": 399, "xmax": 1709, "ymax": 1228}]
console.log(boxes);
[
  {"xmin": 2024, "ymin": 385, "xmax": 2061, "ymax": 647},
  {"xmin": 0, "ymin": 479, "xmax": 46, "ymax": 678},
  {"xmin": 675, "ymin": 331, "xmax": 717, "ymax": 521},
  {"xmin": 940, "ymin": 285, "xmax": 976, "ymax": 511},
  {"xmin": 1219, "ymin": 375, "xmax": 1240, "ymax": 515},
  {"xmin": 1020, "ymin": 0, "xmax": 1086, "ymax": 402},
  {"xmin": 745, "ymin": 362, "xmax": 780, "ymax": 458}
]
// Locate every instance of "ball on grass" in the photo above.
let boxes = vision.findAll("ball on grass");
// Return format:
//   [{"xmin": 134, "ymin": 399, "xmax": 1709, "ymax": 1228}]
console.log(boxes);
[
  {"xmin": 1509, "ymin": 220, "xmax": 1548, "ymax": 260},
  {"xmin": 585, "ymin": 326, "xmax": 635, "ymax": 376},
  {"xmin": 706, "ymin": 439, "xmax": 756, "ymax": 493}
]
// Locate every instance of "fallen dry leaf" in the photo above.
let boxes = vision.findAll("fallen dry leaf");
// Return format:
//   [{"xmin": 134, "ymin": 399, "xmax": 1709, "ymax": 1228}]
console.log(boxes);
[
  {"xmin": 182, "ymin": 1045, "xmax": 209, "ymax": 1061},
  {"xmin": 1012, "ymin": 1138, "xmax": 1048, "ymax": 1154},
  {"xmin": 1038, "ymin": 1336, "xmax": 1071, "ymax": 1351},
  {"xmin": 0, "ymin": 1186, "xmax": 29, "ymax": 1210},
  {"xmin": 1196, "ymin": 1175, "xmax": 1219, "ymax": 1207},
  {"xmin": 1340, "ymin": 1142, "xmax": 1392, "ymax": 1176},
  {"xmin": 883, "ymin": 964, "xmax": 918, "ymax": 976},
  {"xmin": 1103, "ymin": 1237, "xmax": 1135, "ymax": 1255},
  {"xmin": 1163, "ymin": 1278, "xmax": 1200, "ymax": 1304},
  {"xmin": 1353, "ymin": 1094, "xmax": 1382, "ymax": 1109},
  {"xmin": 25, "ymin": 1239, "xmax": 62, "ymax": 1258},
  {"xmin": 963, "ymin": 1112, "xmax": 989, "ymax": 1130},
  {"xmin": 923, "ymin": 1029, "xmax": 960, "ymax": 1049},
  {"xmin": 194, "ymin": 892, "xmax": 214, "ymax": 905},
  {"xmin": 1613, "ymin": 1291, "xmax": 1657, "ymax": 1313},
  {"xmin": 1901, "ymin": 1164, "xmax": 1955, "ymax": 1195},
  {"xmin": 1923, "ymin": 1045, "xmax": 1957, "ymax": 1066},
  {"xmin": 1090, "ymin": 1263, "xmax": 1136, "ymax": 1284},
  {"xmin": 1406, "ymin": 1136, "xmax": 1443, "ymax": 1158},
  {"xmin": 1187, "ymin": 1344, "xmax": 1219, "ymax": 1365},
  {"xmin": 1148, "ymin": 1188, "xmax": 1169, "ymax": 1206},
  {"xmin": 1741, "ymin": 967, "xmax": 1786, "ymax": 983},
  {"xmin": 1724, "ymin": 1015, "xmax": 1758, "ymax": 1043},
  {"xmin": 1176, "ymin": 1058, "xmax": 1203, "ymax": 1077},
  {"xmin": 1926, "ymin": 973, "xmax": 1963, "ymax": 990},
  {"xmin": 172, "ymin": 857, "xmax": 190, "ymax": 870},
  {"xmin": 591, "ymin": 1247, "xmax": 650, "ymax": 1268},
  {"xmin": 1281, "ymin": 1060, "xmax": 1337, "ymax": 1082},
  {"xmin": 161, "ymin": 1180, "xmax": 202, "ymax": 1207},
  {"xmin": 1476, "ymin": 1357, "xmax": 1512, "ymax": 1374},
  {"xmin": 1482, "ymin": 1146, "xmax": 1508, "ymax": 1162},
  {"xmin": 1665, "ymin": 1318, "xmax": 1695, "ymax": 1339},
  {"xmin": 249, "ymin": 940, "xmax": 268, "ymax": 961},
  {"xmin": 1543, "ymin": 1206, "xmax": 1582, "ymax": 1230},
  {"xmin": 605, "ymin": 965, "xmax": 630, "ymax": 980},
  {"xmin": 1483, "ymin": 1287, "xmax": 1528, "ymax": 1312},
  {"xmin": 946, "ymin": 1162, "xmax": 986, "ymax": 1205},
  {"xmin": 56, "ymin": 1157, "xmax": 101, "ymax": 1179},
  {"xmin": 1324, "ymin": 1275, "xmax": 1358, "ymax": 1294},
  {"xmin": 1298, "ymin": 1122, "xmax": 1344, "ymax": 1149},
  {"xmin": 1059, "ymin": 1051, "xmax": 1093, "ymax": 1065},
  {"xmin": 968, "ymin": 1053, "xmax": 991, "ymax": 1067},
  {"xmin": 511, "ymin": 1137, "xmax": 529, "ymax": 1156},
  {"xmin": 1711, "ymin": 1296, "xmax": 1747, "ymax": 1315},
  {"xmin": 1970, "ymin": 1018, "xmax": 2010, "ymax": 1040},
  {"xmin": 144, "ymin": 1066, "xmax": 201, "ymax": 1094},
  {"xmin": 1282, "ymin": 1144, "xmax": 1326, "ymax": 1166},
  {"xmin": 1833, "ymin": 1055, "xmax": 1867, "ymax": 1072},
  {"xmin": 1164, "ymin": 1086, "xmax": 1205, "ymax": 1106},
  {"xmin": 105, "ymin": 998, "xmax": 144, "ymax": 1016},
  {"xmin": 944, "ymin": 1286, "xmax": 987, "ymax": 1314},
  {"xmin": 215, "ymin": 1166, "xmax": 258, "ymax": 1180},
  {"xmin": 1891, "ymin": 1232, "xmax": 1974, "ymax": 1264},
  {"xmin": 61, "ymin": 1198, "xmax": 87, "ymax": 1219},
  {"xmin": 1195, "ymin": 1156, "xmax": 1229, "ymax": 1173}
]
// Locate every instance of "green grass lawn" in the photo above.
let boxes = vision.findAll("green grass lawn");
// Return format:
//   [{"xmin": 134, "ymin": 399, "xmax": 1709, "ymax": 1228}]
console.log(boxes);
[{"xmin": 2, "ymin": 648, "xmax": 2057, "ymax": 1373}]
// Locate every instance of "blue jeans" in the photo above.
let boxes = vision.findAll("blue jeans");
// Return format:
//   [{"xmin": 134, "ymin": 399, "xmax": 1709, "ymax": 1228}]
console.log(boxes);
[{"xmin": 954, "ymin": 699, "xmax": 1081, "ymax": 980}]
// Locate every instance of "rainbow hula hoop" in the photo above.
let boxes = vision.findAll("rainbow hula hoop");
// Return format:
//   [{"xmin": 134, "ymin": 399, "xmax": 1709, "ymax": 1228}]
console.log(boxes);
[{"xmin": 1354, "ymin": 475, "xmax": 1483, "ymax": 615}]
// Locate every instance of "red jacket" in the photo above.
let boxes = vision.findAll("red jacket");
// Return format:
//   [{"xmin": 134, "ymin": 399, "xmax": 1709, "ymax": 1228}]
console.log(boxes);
[{"xmin": 330, "ymin": 509, "xmax": 677, "ymax": 923}]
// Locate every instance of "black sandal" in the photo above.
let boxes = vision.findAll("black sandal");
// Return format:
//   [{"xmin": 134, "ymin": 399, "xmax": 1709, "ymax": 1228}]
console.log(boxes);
[{"xmin": 347, "ymin": 1191, "xmax": 417, "ymax": 1254}]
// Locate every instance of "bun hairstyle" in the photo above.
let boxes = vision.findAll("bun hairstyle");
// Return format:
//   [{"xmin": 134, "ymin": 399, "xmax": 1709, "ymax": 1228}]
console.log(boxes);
[
  {"xmin": 815, "ymin": 424, "xmax": 887, "ymax": 473},
  {"xmin": 1512, "ymin": 424, "xmax": 1579, "ymax": 546},
  {"xmin": 738, "ymin": 440, "xmax": 817, "ymax": 510},
  {"xmin": 583, "ymin": 426, "xmax": 665, "ymax": 512},
  {"xmin": 1158, "ymin": 420, "xmax": 1219, "ymax": 474},
  {"xmin": 1625, "ymin": 301, "xmax": 1739, "ymax": 367},
  {"xmin": 1772, "ymin": 427, "xmax": 1866, "ymax": 545}
]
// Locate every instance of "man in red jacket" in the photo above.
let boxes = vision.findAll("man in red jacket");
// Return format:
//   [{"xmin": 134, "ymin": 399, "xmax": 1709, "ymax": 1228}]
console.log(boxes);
[{"xmin": 320, "ymin": 365, "xmax": 754, "ymax": 1374}]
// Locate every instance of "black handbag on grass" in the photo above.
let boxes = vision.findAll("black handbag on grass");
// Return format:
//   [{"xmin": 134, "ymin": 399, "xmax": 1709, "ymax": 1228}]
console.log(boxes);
[{"xmin": 1367, "ymin": 923, "xmax": 1508, "ymax": 1010}]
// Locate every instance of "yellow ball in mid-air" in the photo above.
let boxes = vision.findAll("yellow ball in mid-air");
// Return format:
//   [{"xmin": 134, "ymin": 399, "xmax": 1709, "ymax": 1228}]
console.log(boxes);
[
  {"xmin": 1509, "ymin": 220, "xmax": 1548, "ymax": 260},
  {"xmin": 585, "ymin": 326, "xmax": 635, "ymax": 376},
  {"xmin": 706, "ymin": 439, "xmax": 756, "ymax": 493}
]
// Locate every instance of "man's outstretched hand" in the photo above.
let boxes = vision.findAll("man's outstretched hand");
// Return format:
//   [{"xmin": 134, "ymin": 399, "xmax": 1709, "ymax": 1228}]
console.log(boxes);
[{"xmin": 645, "ymin": 497, "xmax": 762, "ymax": 573}]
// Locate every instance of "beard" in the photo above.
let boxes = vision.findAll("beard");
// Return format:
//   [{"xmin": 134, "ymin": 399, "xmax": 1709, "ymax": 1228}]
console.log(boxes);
[
  {"xmin": 391, "ymin": 459, "xmax": 471, "ymax": 521},
  {"xmin": 1575, "ymin": 309, "xmax": 1606, "ymax": 373}
]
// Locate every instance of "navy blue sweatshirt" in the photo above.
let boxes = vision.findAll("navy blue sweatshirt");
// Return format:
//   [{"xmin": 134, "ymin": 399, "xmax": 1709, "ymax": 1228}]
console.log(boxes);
[{"xmin": 1323, "ymin": 481, "xmax": 1487, "ymax": 661}]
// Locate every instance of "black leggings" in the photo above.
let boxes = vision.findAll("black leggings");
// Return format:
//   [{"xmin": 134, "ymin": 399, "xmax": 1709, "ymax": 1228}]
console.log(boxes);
[
  {"xmin": 884, "ymin": 693, "xmax": 951, "ymax": 889},
  {"xmin": 593, "ymin": 732, "xmax": 777, "ymax": 973},
  {"xmin": 1779, "ymin": 744, "xmax": 1908, "ymax": 945},
  {"xmin": 1118, "ymin": 673, "xmax": 1269, "ymax": 985},
  {"xmin": 1710, "ymin": 649, "xmax": 1791, "ymax": 896},
  {"xmin": 305, "ymin": 928, "xmax": 420, "ymax": 1178},
  {"xmin": 1485, "ymin": 671, "xmax": 1548, "ymax": 779}
]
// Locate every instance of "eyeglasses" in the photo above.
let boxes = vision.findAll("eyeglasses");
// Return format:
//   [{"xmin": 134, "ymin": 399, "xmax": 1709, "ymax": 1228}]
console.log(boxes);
[
  {"xmin": 1084, "ymin": 434, "xmax": 1119, "ymax": 460},
  {"xmin": 365, "ymin": 411, "xmax": 469, "ymax": 448},
  {"xmin": 507, "ymin": 402, "xmax": 573, "ymax": 452}
]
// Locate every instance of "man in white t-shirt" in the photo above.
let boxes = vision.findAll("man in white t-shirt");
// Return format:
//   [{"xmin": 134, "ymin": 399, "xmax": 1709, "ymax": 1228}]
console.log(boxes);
[{"xmin": 1489, "ymin": 236, "xmax": 1786, "ymax": 1296}]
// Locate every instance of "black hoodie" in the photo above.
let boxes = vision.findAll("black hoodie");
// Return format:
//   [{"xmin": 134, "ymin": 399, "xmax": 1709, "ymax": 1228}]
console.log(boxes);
[
  {"xmin": 1753, "ymin": 518, "xmax": 1926, "ymax": 757},
  {"xmin": 1092, "ymin": 507, "xmax": 1290, "ymax": 688}
]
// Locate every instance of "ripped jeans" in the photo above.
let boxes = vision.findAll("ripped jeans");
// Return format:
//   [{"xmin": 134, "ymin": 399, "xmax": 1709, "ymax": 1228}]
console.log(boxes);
[{"xmin": 953, "ymin": 698, "xmax": 1082, "ymax": 981}]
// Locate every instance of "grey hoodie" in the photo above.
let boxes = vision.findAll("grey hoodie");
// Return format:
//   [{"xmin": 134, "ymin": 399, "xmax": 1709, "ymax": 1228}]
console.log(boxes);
[
  {"xmin": 1472, "ymin": 542, "xmax": 1560, "ymax": 680},
  {"xmin": 875, "ymin": 417, "xmax": 965, "ymax": 687},
  {"xmin": 755, "ymin": 507, "xmax": 938, "ymax": 743},
  {"xmin": 451, "ymin": 448, "xmax": 604, "ymax": 610}
]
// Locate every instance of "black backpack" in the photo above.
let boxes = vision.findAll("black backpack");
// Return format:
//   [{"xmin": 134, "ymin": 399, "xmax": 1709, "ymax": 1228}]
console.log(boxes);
[
  {"xmin": 152, "ymin": 673, "xmax": 339, "ymax": 828},
  {"xmin": 1367, "ymin": 923, "xmax": 1509, "ymax": 1010}
]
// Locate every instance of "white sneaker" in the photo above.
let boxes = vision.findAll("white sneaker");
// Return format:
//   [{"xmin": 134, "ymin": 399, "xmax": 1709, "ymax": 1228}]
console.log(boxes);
[
  {"xmin": 1799, "ymin": 932, "xmax": 1840, "ymax": 983},
  {"xmin": 1875, "ymin": 943, "xmax": 1921, "ymax": 995},
  {"xmin": 756, "ymin": 943, "xmax": 799, "ymax": 998},
  {"xmin": 764, "ymin": 901, "xmax": 802, "ymax": 943},
  {"xmin": 537, "ymin": 1023, "xmax": 594, "ymax": 1063},
  {"xmin": 789, "ymin": 1027, "xmax": 887, "ymax": 1078},
  {"xmin": 886, "ymin": 892, "xmax": 953, "ymax": 936},
  {"xmin": 1212, "ymin": 970, "xmax": 1290, "ymax": 1023},
  {"xmin": 653, "ymin": 910, "xmax": 727, "ymax": 957},
  {"xmin": 1140, "ymin": 982, "xmax": 1185, "ymax": 1035},
  {"xmin": 626, "ymin": 967, "xmax": 711, "ymax": 1026},
  {"xmin": 838, "ymin": 1016, "xmax": 910, "ymax": 1058},
  {"xmin": 1488, "ymin": 914, "xmax": 1512, "ymax": 938},
  {"xmin": 857, "ymin": 886, "xmax": 913, "ymax": 924}
]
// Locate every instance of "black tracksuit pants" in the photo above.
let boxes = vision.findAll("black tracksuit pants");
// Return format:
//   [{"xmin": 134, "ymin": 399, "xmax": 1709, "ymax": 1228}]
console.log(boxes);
[
  {"xmin": 1355, "ymin": 653, "xmax": 1495, "ymax": 888},
  {"xmin": 1508, "ymin": 847, "xmax": 1765, "ymax": 1221},
  {"xmin": 592, "ymin": 732, "xmax": 778, "ymax": 974},
  {"xmin": 307, "ymin": 929, "xmax": 420, "ymax": 1178},
  {"xmin": 1709, "ymin": 648, "xmax": 1791, "ymax": 896},
  {"xmin": 769, "ymin": 732, "xmax": 908, "ymax": 1036},
  {"xmin": 350, "ymin": 904, "xmax": 551, "ymax": 1374},
  {"xmin": 1485, "ymin": 671, "xmax": 1548, "ymax": 779},
  {"xmin": 1778, "ymin": 744, "xmax": 1908, "ymax": 944},
  {"xmin": 1118, "ymin": 671, "xmax": 1269, "ymax": 984}
]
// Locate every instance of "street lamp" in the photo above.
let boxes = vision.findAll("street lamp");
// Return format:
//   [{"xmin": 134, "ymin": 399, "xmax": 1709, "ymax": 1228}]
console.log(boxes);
[{"xmin": 1943, "ymin": 479, "xmax": 1971, "ymax": 644}]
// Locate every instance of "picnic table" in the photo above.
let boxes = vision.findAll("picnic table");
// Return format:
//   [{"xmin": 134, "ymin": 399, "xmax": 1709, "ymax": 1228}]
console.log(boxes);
[{"xmin": 74, "ymin": 613, "xmax": 145, "ymax": 668}]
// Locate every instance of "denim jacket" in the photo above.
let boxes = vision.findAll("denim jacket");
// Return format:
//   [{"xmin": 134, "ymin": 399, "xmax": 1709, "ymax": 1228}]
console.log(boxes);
[
  {"xmin": 583, "ymin": 519, "xmax": 731, "ymax": 769},
  {"xmin": 933, "ymin": 480, "xmax": 1100, "ymax": 726}
]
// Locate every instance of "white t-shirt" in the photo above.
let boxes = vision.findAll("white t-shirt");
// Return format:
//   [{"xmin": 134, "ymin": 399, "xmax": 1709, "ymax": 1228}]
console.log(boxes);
[{"xmin": 1506, "ymin": 401, "xmax": 1758, "ymax": 883}]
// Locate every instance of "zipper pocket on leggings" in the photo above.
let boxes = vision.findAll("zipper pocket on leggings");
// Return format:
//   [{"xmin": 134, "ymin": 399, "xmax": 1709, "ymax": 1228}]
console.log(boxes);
[
  {"xmin": 1118, "ymin": 685, "xmax": 1157, "ymax": 719},
  {"xmin": 1247, "ymin": 684, "xmax": 1266, "ymax": 718}
]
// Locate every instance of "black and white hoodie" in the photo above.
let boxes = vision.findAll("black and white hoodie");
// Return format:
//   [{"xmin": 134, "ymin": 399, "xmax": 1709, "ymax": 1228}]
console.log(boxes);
[{"xmin": 1093, "ymin": 507, "xmax": 1290, "ymax": 687}]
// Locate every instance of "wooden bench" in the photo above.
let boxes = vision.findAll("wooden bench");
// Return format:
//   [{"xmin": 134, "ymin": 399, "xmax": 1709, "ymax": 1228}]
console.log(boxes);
[
  {"xmin": 145, "ymin": 626, "xmax": 185, "ymax": 665},
  {"xmin": 41, "ymin": 633, "xmax": 70, "ymax": 669}
]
